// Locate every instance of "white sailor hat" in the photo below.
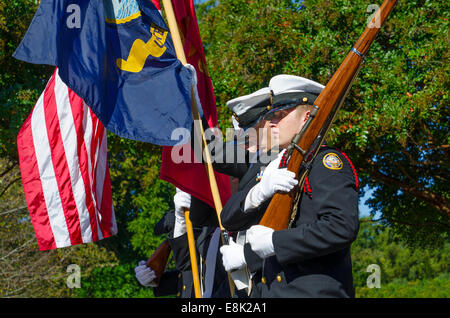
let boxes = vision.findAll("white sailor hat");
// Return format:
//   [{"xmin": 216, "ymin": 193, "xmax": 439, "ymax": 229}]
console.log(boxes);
[
  {"xmin": 226, "ymin": 87, "xmax": 272, "ymax": 129},
  {"xmin": 267, "ymin": 74, "xmax": 324, "ymax": 113}
]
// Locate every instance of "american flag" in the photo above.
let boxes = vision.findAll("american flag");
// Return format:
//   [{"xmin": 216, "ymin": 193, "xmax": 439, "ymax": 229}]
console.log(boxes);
[{"xmin": 17, "ymin": 69, "xmax": 117, "ymax": 251}]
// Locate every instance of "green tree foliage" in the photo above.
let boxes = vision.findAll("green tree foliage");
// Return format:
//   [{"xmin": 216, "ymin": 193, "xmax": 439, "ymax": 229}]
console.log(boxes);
[
  {"xmin": 197, "ymin": 0, "xmax": 449, "ymax": 247},
  {"xmin": 0, "ymin": 0, "xmax": 172, "ymax": 297},
  {"xmin": 352, "ymin": 218, "xmax": 449, "ymax": 297},
  {"xmin": 75, "ymin": 263, "xmax": 155, "ymax": 298},
  {"xmin": 0, "ymin": 0, "xmax": 53, "ymax": 163},
  {"xmin": 0, "ymin": 0, "xmax": 448, "ymax": 298},
  {"xmin": 103, "ymin": 137, "xmax": 173, "ymax": 259},
  {"xmin": 0, "ymin": 161, "xmax": 121, "ymax": 297}
]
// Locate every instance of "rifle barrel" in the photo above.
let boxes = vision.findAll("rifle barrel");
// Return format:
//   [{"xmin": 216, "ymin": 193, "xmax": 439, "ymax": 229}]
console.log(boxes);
[{"xmin": 259, "ymin": 0, "xmax": 397, "ymax": 231}]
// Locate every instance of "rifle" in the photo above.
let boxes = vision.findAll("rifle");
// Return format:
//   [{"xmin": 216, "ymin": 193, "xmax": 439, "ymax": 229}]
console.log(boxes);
[
  {"xmin": 259, "ymin": 0, "xmax": 398, "ymax": 231},
  {"xmin": 146, "ymin": 239, "xmax": 172, "ymax": 285}
]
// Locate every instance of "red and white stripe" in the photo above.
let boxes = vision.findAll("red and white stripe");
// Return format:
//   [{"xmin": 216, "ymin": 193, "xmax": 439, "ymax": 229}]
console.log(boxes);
[{"xmin": 17, "ymin": 69, "xmax": 117, "ymax": 251}]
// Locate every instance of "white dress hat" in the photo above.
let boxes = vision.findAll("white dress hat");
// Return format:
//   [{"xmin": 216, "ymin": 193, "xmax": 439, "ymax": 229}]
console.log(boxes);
[
  {"xmin": 226, "ymin": 87, "xmax": 271, "ymax": 129},
  {"xmin": 268, "ymin": 74, "xmax": 324, "ymax": 111}
]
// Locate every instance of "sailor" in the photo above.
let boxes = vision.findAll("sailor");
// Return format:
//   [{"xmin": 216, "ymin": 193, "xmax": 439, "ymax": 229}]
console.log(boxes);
[
  {"xmin": 220, "ymin": 74, "xmax": 360, "ymax": 297},
  {"xmin": 189, "ymin": 86, "xmax": 277, "ymax": 227},
  {"xmin": 187, "ymin": 87, "xmax": 278, "ymax": 297},
  {"xmin": 134, "ymin": 190, "xmax": 196, "ymax": 297}
]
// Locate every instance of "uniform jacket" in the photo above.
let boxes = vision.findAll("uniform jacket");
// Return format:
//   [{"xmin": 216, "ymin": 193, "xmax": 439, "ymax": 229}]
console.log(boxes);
[
  {"xmin": 222, "ymin": 146, "xmax": 360, "ymax": 298},
  {"xmin": 150, "ymin": 210, "xmax": 195, "ymax": 298},
  {"xmin": 155, "ymin": 200, "xmax": 232, "ymax": 298},
  {"xmin": 220, "ymin": 152, "xmax": 274, "ymax": 231}
]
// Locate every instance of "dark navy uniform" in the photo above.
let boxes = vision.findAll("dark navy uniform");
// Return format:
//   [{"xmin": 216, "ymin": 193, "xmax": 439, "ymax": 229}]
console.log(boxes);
[
  {"xmin": 196, "ymin": 225, "xmax": 232, "ymax": 298},
  {"xmin": 154, "ymin": 198, "xmax": 232, "ymax": 298},
  {"xmin": 185, "ymin": 88, "xmax": 274, "ymax": 297},
  {"xmin": 193, "ymin": 143, "xmax": 276, "ymax": 229},
  {"xmin": 189, "ymin": 83, "xmax": 274, "ymax": 227},
  {"xmin": 189, "ymin": 154, "xmax": 274, "ymax": 298},
  {"xmin": 222, "ymin": 146, "xmax": 360, "ymax": 298},
  {"xmin": 149, "ymin": 210, "xmax": 195, "ymax": 298},
  {"xmin": 220, "ymin": 155, "xmax": 272, "ymax": 232}
]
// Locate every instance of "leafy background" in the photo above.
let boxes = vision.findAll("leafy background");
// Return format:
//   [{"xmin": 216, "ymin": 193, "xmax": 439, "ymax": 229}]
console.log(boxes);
[{"xmin": 0, "ymin": 0, "xmax": 448, "ymax": 297}]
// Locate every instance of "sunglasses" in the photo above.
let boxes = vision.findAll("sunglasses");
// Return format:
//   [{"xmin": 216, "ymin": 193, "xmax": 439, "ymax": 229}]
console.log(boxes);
[{"xmin": 263, "ymin": 107, "xmax": 295, "ymax": 121}]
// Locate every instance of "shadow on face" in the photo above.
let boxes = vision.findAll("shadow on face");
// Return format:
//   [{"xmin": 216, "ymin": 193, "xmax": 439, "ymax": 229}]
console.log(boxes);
[{"xmin": 268, "ymin": 105, "xmax": 311, "ymax": 149}]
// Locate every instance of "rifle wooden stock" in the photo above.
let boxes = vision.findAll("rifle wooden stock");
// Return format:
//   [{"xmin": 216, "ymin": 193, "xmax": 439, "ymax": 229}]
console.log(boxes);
[
  {"xmin": 259, "ymin": 0, "xmax": 397, "ymax": 231},
  {"xmin": 146, "ymin": 239, "xmax": 171, "ymax": 285}
]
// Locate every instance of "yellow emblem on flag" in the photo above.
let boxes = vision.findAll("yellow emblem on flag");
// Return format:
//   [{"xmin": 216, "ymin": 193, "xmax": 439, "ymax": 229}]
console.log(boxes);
[
  {"xmin": 117, "ymin": 25, "xmax": 168, "ymax": 73},
  {"xmin": 323, "ymin": 153, "xmax": 343, "ymax": 170}
]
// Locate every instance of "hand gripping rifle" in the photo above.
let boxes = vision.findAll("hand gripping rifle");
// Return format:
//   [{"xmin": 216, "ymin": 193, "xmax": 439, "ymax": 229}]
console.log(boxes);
[
  {"xmin": 259, "ymin": 0, "xmax": 398, "ymax": 231},
  {"xmin": 146, "ymin": 239, "xmax": 172, "ymax": 286}
]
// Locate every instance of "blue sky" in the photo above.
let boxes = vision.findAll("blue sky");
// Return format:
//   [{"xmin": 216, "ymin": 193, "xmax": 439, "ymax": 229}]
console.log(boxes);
[{"xmin": 359, "ymin": 187, "xmax": 372, "ymax": 217}]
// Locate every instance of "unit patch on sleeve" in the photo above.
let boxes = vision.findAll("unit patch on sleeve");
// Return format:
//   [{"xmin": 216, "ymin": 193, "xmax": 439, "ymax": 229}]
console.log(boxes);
[{"xmin": 323, "ymin": 153, "xmax": 343, "ymax": 170}]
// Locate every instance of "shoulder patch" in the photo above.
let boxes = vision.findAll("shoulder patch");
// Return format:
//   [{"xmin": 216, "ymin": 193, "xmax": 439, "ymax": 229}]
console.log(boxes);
[{"xmin": 322, "ymin": 153, "xmax": 343, "ymax": 170}]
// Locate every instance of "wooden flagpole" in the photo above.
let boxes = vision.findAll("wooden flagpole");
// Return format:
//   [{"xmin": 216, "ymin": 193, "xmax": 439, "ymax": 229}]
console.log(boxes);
[{"xmin": 161, "ymin": 0, "xmax": 235, "ymax": 297}]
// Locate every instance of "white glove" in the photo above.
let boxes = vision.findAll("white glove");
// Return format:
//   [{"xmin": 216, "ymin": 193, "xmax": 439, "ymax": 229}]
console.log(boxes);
[
  {"xmin": 173, "ymin": 189, "xmax": 191, "ymax": 238},
  {"xmin": 247, "ymin": 225, "xmax": 275, "ymax": 259},
  {"xmin": 219, "ymin": 237, "xmax": 246, "ymax": 272},
  {"xmin": 135, "ymin": 260, "xmax": 158, "ymax": 287},
  {"xmin": 184, "ymin": 64, "xmax": 203, "ymax": 118},
  {"xmin": 244, "ymin": 151, "xmax": 298, "ymax": 210}
]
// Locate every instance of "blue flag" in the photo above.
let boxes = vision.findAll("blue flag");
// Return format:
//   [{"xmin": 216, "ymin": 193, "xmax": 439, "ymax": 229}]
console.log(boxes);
[{"xmin": 14, "ymin": 0, "xmax": 193, "ymax": 145}]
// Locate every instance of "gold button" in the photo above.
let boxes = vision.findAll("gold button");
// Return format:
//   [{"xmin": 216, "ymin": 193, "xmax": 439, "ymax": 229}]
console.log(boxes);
[
  {"xmin": 277, "ymin": 275, "xmax": 282, "ymax": 283},
  {"xmin": 177, "ymin": 292, "xmax": 181, "ymax": 297},
  {"xmin": 261, "ymin": 277, "xmax": 267, "ymax": 284},
  {"xmin": 183, "ymin": 285, "xmax": 186, "ymax": 291},
  {"xmin": 266, "ymin": 105, "xmax": 271, "ymax": 111},
  {"xmin": 178, "ymin": 273, "xmax": 182, "ymax": 279},
  {"xmin": 303, "ymin": 97, "xmax": 308, "ymax": 103}
]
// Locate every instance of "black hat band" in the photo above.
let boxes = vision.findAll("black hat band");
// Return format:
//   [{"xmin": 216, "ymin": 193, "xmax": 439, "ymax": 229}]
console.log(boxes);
[{"xmin": 272, "ymin": 92, "xmax": 319, "ymax": 108}]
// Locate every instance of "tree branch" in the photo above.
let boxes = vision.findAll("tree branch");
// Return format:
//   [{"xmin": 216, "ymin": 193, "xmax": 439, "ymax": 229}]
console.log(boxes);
[
  {"xmin": 0, "ymin": 176, "xmax": 21, "ymax": 198},
  {"xmin": 362, "ymin": 158, "xmax": 450, "ymax": 217},
  {"xmin": 0, "ymin": 206, "xmax": 28, "ymax": 216},
  {"xmin": 359, "ymin": 216, "xmax": 450, "ymax": 231},
  {"xmin": 0, "ymin": 161, "xmax": 17, "ymax": 179},
  {"xmin": 386, "ymin": 218, "xmax": 450, "ymax": 231}
]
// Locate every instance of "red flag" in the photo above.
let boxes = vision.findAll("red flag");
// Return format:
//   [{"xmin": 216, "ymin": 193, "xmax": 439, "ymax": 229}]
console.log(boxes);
[
  {"xmin": 160, "ymin": 0, "xmax": 231, "ymax": 208},
  {"xmin": 17, "ymin": 69, "xmax": 117, "ymax": 251}
]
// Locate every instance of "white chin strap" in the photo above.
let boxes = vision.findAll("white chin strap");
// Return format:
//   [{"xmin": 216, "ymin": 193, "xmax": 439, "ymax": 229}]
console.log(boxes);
[{"xmin": 232, "ymin": 115, "xmax": 241, "ymax": 131}]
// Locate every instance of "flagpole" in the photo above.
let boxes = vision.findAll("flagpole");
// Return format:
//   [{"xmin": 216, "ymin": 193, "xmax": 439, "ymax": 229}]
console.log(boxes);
[
  {"xmin": 184, "ymin": 210, "xmax": 203, "ymax": 298},
  {"xmin": 161, "ymin": 0, "xmax": 235, "ymax": 297}
]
